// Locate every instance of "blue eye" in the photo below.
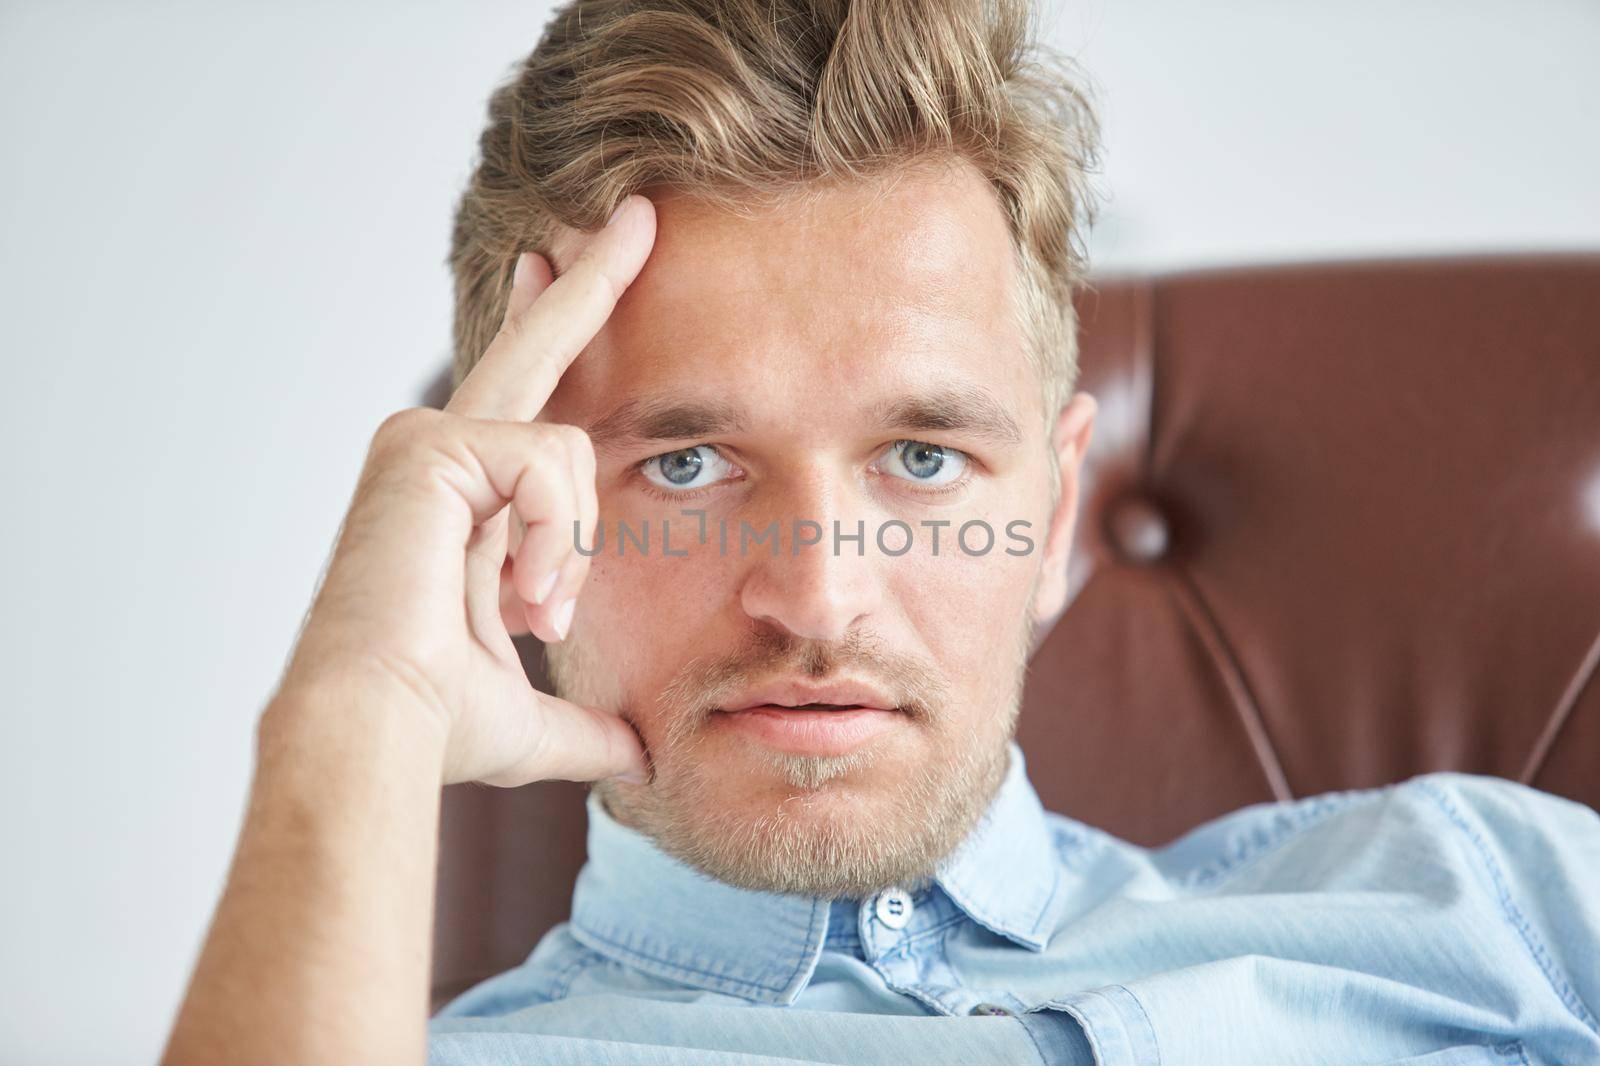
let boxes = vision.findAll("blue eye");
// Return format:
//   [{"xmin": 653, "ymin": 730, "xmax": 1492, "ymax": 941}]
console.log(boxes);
[
  {"xmin": 879, "ymin": 440, "xmax": 968, "ymax": 487},
  {"xmin": 640, "ymin": 445, "xmax": 737, "ymax": 492}
]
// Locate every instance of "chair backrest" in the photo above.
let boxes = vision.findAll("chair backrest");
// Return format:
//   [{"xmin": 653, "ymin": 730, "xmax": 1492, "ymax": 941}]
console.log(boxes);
[{"xmin": 428, "ymin": 252, "xmax": 1600, "ymax": 1010}]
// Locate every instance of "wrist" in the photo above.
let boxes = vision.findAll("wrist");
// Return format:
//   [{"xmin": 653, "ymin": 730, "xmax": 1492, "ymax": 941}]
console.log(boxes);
[{"xmin": 259, "ymin": 668, "xmax": 451, "ymax": 779}]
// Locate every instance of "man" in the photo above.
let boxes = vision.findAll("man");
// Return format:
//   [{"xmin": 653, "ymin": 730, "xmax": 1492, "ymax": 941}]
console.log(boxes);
[{"xmin": 162, "ymin": 0, "xmax": 1600, "ymax": 1063}]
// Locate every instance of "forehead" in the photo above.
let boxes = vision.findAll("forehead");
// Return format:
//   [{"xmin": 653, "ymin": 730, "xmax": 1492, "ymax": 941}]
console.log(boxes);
[{"xmin": 546, "ymin": 156, "xmax": 1032, "ymax": 418}]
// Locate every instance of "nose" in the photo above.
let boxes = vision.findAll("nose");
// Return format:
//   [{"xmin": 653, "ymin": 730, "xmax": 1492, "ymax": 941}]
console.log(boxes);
[{"xmin": 736, "ymin": 473, "xmax": 883, "ymax": 642}]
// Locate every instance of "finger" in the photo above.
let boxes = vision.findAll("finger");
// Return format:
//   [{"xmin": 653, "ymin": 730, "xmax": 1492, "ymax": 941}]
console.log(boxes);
[
  {"xmin": 464, "ymin": 507, "xmax": 516, "ymax": 656},
  {"xmin": 508, "ymin": 444, "xmax": 579, "ymax": 601},
  {"xmin": 506, "ymin": 250, "xmax": 554, "ymax": 322},
  {"xmin": 508, "ymin": 428, "xmax": 587, "ymax": 619},
  {"xmin": 512, "ymin": 502, "xmax": 575, "ymax": 645},
  {"xmin": 342, "ymin": 411, "xmax": 583, "ymax": 653},
  {"xmin": 446, "ymin": 194, "xmax": 657, "ymax": 422},
  {"xmin": 394, "ymin": 412, "xmax": 579, "ymax": 532},
  {"xmin": 497, "ymin": 509, "xmax": 535, "ymax": 637},
  {"xmin": 500, "ymin": 447, "xmax": 581, "ymax": 646},
  {"xmin": 444, "ymin": 252, "xmax": 552, "ymax": 420},
  {"xmin": 537, "ymin": 428, "xmax": 598, "ymax": 639}
]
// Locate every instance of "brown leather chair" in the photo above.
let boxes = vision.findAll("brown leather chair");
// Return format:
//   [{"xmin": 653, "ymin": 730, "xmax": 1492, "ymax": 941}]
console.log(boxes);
[{"xmin": 425, "ymin": 252, "xmax": 1600, "ymax": 1011}]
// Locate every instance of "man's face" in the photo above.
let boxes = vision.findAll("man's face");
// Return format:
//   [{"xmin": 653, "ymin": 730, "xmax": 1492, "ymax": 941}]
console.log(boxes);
[{"xmin": 529, "ymin": 157, "xmax": 1093, "ymax": 897}]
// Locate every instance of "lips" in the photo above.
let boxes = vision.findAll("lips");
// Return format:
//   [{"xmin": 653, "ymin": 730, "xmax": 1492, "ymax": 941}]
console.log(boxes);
[
  {"xmin": 713, "ymin": 678, "xmax": 904, "ymax": 757},
  {"xmin": 722, "ymin": 679, "xmax": 896, "ymax": 714}
]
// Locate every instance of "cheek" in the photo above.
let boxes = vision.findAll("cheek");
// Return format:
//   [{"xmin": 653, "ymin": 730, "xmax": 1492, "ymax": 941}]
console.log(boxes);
[
  {"xmin": 888, "ymin": 526, "xmax": 1040, "ymax": 701},
  {"xmin": 896, "ymin": 547, "xmax": 1030, "ymax": 656},
  {"xmin": 581, "ymin": 485, "xmax": 717, "ymax": 618},
  {"xmin": 585, "ymin": 505, "xmax": 739, "ymax": 605},
  {"xmin": 584, "ymin": 533, "xmax": 732, "ymax": 622},
  {"xmin": 576, "ymin": 536, "xmax": 735, "ymax": 723},
  {"xmin": 892, "ymin": 466, "xmax": 1052, "ymax": 690}
]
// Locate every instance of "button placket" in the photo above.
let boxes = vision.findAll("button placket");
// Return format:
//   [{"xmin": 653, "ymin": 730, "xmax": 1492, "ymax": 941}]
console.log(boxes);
[{"xmin": 860, "ymin": 885, "xmax": 979, "ymax": 1018}]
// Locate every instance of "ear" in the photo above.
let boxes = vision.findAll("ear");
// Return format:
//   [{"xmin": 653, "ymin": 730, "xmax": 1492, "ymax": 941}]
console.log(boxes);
[
  {"xmin": 498, "ymin": 512, "xmax": 534, "ymax": 638},
  {"xmin": 1029, "ymin": 391, "xmax": 1097, "ymax": 628}
]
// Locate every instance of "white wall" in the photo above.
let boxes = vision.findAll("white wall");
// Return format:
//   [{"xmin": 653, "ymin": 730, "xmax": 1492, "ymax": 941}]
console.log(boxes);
[{"xmin": 1, "ymin": 1, "xmax": 1595, "ymax": 1062}]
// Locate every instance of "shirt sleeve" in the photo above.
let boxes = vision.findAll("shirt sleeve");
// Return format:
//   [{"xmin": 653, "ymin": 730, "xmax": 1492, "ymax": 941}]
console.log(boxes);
[{"xmin": 1413, "ymin": 772, "xmax": 1600, "ymax": 1037}]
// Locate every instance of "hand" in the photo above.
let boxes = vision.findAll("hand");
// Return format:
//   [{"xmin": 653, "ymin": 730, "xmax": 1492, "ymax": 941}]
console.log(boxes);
[{"xmin": 273, "ymin": 195, "xmax": 656, "ymax": 788}]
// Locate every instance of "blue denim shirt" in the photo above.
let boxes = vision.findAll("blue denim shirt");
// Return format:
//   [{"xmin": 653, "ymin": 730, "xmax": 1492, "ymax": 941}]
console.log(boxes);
[{"xmin": 429, "ymin": 744, "xmax": 1600, "ymax": 1065}]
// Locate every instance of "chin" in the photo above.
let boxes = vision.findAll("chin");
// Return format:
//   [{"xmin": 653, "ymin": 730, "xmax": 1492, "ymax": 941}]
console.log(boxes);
[
  {"xmin": 719, "ymin": 731, "xmax": 908, "ymax": 794},
  {"xmin": 599, "ymin": 727, "xmax": 1010, "ymax": 899}
]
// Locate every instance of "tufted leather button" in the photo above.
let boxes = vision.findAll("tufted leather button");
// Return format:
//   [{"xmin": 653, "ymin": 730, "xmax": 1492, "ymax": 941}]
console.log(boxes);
[{"xmin": 1104, "ymin": 493, "xmax": 1170, "ymax": 564}]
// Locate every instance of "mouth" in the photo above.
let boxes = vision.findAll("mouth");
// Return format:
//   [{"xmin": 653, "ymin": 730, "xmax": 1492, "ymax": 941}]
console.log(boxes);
[
  {"xmin": 723, "ymin": 679, "xmax": 896, "ymax": 713},
  {"xmin": 774, "ymin": 701, "xmax": 871, "ymax": 711},
  {"xmin": 708, "ymin": 678, "xmax": 907, "ymax": 757}
]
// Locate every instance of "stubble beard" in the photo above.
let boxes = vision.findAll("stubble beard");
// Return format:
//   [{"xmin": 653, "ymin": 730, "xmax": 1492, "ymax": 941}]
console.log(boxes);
[{"xmin": 547, "ymin": 610, "xmax": 1036, "ymax": 899}]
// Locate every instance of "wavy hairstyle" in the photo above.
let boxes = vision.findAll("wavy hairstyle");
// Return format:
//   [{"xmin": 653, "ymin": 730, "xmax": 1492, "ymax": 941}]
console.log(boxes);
[{"xmin": 449, "ymin": 0, "xmax": 1101, "ymax": 427}]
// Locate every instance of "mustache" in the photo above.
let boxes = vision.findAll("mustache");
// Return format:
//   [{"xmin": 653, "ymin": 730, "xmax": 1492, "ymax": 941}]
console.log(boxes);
[{"xmin": 655, "ymin": 627, "xmax": 950, "ymax": 744}]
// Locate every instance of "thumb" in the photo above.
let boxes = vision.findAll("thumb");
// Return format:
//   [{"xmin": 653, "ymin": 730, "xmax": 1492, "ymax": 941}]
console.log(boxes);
[{"xmin": 468, "ymin": 689, "xmax": 648, "ymax": 789}]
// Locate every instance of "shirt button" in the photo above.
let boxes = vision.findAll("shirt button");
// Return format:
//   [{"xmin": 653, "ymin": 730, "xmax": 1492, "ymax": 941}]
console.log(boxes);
[
  {"xmin": 970, "ymin": 1002, "xmax": 1014, "ymax": 1017},
  {"xmin": 873, "ymin": 887, "xmax": 913, "ymax": 930}
]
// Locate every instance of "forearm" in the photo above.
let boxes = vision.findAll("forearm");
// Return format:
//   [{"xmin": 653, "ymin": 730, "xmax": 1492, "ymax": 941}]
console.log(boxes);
[{"xmin": 161, "ymin": 677, "xmax": 448, "ymax": 1066}]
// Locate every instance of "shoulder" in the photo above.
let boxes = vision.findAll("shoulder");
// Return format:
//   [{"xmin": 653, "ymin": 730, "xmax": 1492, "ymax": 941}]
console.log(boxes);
[
  {"xmin": 432, "ymin": 923, "xmax": 611, "ymax": 1020},
  {"xmin": 1398, "ymin": 773, "xmax": 1600, "ymax": 1034},
  {"xmin": 1395, "ymin": 771, "xmax": 1600, "ymax": 878},
  {"xmin": 1400, "ymin": 771, "xmax": 1599, "ymax": 830},
  {"xmin": 1103, "ymin": 773, "xmax": 1598, "ymax": 889},
  {"xmin": 1037, "ymin": 784, "xmax": 1391, "ymax": 890},
  {"xmin": 1124, "ymin": 783, "xmax": 1388, "ymax": 886}
]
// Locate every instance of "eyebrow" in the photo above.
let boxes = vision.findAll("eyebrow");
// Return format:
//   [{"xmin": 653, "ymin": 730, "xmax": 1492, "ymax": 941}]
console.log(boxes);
[
  {"xmin": 586, "ymin": 398, "xmax": 749, "ymax": 454},
  {"xmin": 585, "ymin": 383, "xmax": 1022, "ymax": 454},
  {"xmin": 870, "ymin": 385, "xmax": 1022, "ymax": 447}
]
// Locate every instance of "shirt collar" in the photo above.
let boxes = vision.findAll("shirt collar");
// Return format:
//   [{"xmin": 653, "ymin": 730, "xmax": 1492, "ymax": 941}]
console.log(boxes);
[
  {"xmin": 932, "ymin": 741, "xmax": 1066, "ymax": 950},
  {"xmin": 567, "ymin": 741, "xmax": 1062, "ymax": 1004}
]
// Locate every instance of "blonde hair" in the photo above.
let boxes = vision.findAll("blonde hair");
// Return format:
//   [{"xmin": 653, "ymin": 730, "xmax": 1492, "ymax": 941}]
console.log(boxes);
[{"xmin": 449, "ymin": 0, "xmax": 1100, "ymax": 424}]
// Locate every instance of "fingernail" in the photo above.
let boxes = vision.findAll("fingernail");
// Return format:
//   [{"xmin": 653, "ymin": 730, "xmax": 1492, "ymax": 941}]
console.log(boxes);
[
  {"xmin": 534, "ymin": 569, "xmax": 559, "ymax": 605},
  {"xmin": 606, "ymin": 198, "xmax": 629, "ymax": 227},
  {"xmin": 554, "ymin": 598, "xmax": 575, "ymax": 640},
  {"xmin": 512, "ymin": 252, "xmax": 528, "ymax": 288}
]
